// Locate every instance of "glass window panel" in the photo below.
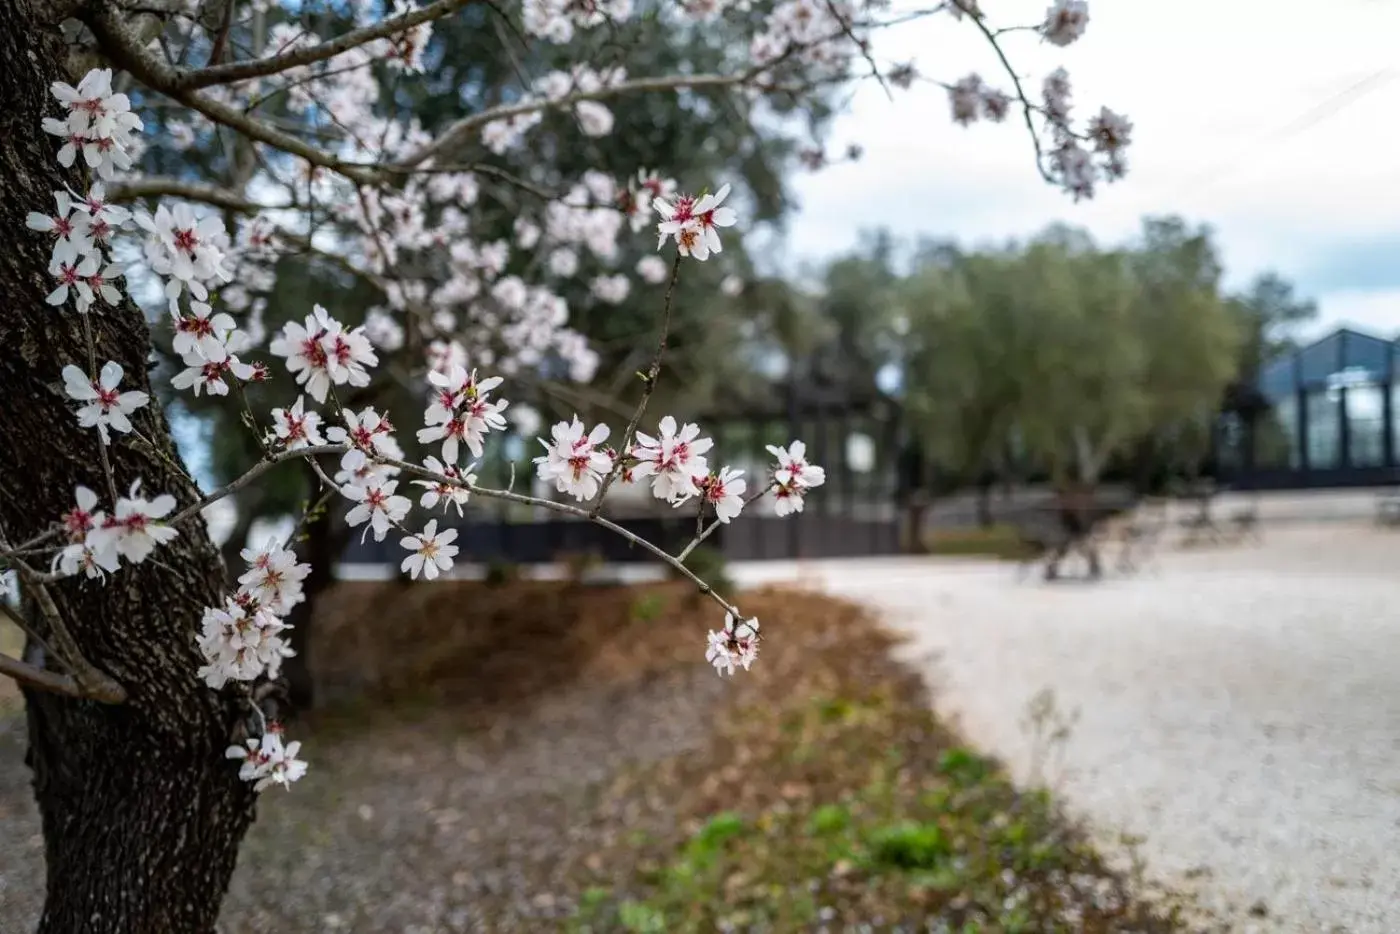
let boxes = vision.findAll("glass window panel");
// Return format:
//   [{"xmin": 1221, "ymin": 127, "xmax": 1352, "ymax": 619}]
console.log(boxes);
[
  {"xmin": 1345, "ymin": 384, "xmax": 1385, "ymax": 467},
  {"xmin": 1217, "ymin": 413, "xmax": 1245, "ymax": 472},
  {"xmin": 1305, "ymin": 388, "xmax": 1341, "ymax": 469},
  {"xmin": 1255, "ymin": 396, "xmax": 1300, "ymax": 469}
]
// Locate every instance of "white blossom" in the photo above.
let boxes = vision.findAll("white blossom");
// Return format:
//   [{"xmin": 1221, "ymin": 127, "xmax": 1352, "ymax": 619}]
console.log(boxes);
[
  {"xmin": 412, "ymin": 456, "xmax": 476, "ymax": 515},
  {"xmin": 170, "ymin": 346, "xmax": 256, "ymax": 397},
  {"xmin": 326, "ymin": 406, "xmax": 398, "ymax": 459},
  {"xmin": 237, "ymin": 541, "xmax": 311, "ymax": 615},
  {"xmin": 655, "ymin": 183, "xmax": 738, "ymax": 261},
  {"xmin": 631, "ymin": 416, "xmax": 713, "ymax": 504},
  {"xmin": 590, "ymin": 273, "xmax": 630, "ymax": 305},
  {"xmin": 1042, "ymin": 0, "xmax": 1088, "ymax": 46},
  {"xmin": 61, "ymin": 361, "xmax": 148, "ymax": 442},
  {"xmin": 342, "ymin": 478, "xmax": 411, "ymax": 542},
  {"xmin": 269, "ymin": 305, "xmax": 378, "ymax": 403},
  {"xmin": 225, "ymin": 724, "xmax": 307, "ymax": 792},
  {"xmin": 635, "ymin": 254, "xmax": 669, "ymax": 284},
  {"xmin": 534, "ymin": 416, "xmax": 612, "ymax": 501},
  {"xmin": 197, "ymin": 595, "xmax": 295, "ymax": 688},
  {"xmin": 705, "ymin": 612, "xmax": 760, "ymax": 675},
  {"xmin": 135, "ymin": 203, "xmax": 233, "ymax": 307},
  {"xmin": 399, "ymin": 519, "xmax": 459, "ymax": 580},
  {"xmin": 269, "ymin": 396, "xmax": 326, "ymax": 450},
  {"xmin": 88, "ymin": 480, "xmax": 179, "ymax": 564},
  {"xmin": 698, "ymin": 466, "xmax": 747, "ymax": 523}
]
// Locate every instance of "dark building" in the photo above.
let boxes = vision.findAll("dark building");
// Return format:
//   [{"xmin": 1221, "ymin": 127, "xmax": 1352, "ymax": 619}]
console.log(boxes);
[{"xmin": 1220, "ymin": 327, "xmax": 1400, "ymax": 489}]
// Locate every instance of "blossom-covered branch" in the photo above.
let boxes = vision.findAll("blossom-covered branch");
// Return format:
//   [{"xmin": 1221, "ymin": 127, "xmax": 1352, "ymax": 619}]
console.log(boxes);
[{"xmin": 9, "ymin": 0, "xmax": 1129, "ymax": 797}]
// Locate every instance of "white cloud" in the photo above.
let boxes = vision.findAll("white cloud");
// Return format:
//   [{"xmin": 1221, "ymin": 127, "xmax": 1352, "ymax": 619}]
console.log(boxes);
[
  {"xmin": 785, "ymin": 0, "xmax": 1400, "ymax": 328},
  {"xmin": 1310, "ymin": 288, "xmax": 1400, "ymax": 339}
]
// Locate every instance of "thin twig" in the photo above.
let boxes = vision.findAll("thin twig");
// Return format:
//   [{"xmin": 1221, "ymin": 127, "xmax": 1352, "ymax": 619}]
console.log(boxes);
[
  {"xmin": 676, "ymin": 481, "xmax": 777, "ymax": 563},
  {"xmin": 589, "ymin": 253, "xmax": 683, "ymax": 516},
  {"xmin": 963, "ymin": 8, "xmax": 1054, "ymax": 183}
]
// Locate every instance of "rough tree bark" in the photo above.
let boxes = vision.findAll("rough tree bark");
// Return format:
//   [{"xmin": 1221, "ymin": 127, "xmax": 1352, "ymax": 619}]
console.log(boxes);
[
  {"xmin": 279, "ymin": 461, "xmax": 347, "ymax": 712},
  {"xmin": 0, "ymin": 2, "xmax": 258, "ymax": 931}
]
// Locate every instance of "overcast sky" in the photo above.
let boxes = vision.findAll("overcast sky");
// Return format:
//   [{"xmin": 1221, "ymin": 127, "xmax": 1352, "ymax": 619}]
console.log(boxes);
[{"xmin": 781, "ymin": 0, "xmax": 1400, "ymax": 339}]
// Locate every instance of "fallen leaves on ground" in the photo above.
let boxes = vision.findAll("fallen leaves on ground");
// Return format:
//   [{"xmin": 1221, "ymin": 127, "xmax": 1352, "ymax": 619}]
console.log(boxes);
[{"xmin": 1, "ymin": 579, "xmax": 1189, "ymax": 932}]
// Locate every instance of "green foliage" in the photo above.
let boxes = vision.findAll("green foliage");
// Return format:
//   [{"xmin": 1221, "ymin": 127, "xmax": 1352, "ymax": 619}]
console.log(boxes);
[
  {"xmin": 938, "ymin": 747, "xmax": 996, "ymax": 786},
  {"xmin": 807, "ymin": 803, "xmax": 851, "ymax": 835},
  {"xmin": 866, "ymin": 821, "xmax": 951, "ymax": 870},
  {"xmin": 628, "ymin": 591, "xmax": 666, "ymax": 624},
  {"xmin": 1228, "ymin": 270, "xmax": 1319, "ymax": 381},
  {"xmin": 925, "ymin": 525, "xmax": 1041, "ymax": 561},
  {"xmin": 616, "ymin": 901, "xmax": 667, "ymax": 933},
  {"xmin": 897, "ymin": 216, "xmax": 1248, "ymax": 488},
  {"xmin": 483, "ymin": 560, "xmax": 521, "ymax": 588}
]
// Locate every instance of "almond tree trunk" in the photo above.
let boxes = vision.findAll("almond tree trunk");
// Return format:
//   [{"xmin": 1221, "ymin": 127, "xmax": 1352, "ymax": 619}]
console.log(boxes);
[{"xmin": 0, "ymin": 3, "xmax": 257, "ymax": 930}]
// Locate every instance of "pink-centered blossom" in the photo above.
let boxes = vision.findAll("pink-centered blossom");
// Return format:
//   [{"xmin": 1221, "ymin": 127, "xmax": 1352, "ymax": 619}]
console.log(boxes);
[
  {"xmin": 399, "ymin": 519, "xmax": 459, "ymax": 580},
  {"xmin": 534, "ymin": 416, "xmax": 612, "ymax": 501},
  {"xmin": 632, "ymin": 416, "xmax": 713, "ymax": 503},
  {"xmin": 705, "ymin": 612, "xmax": 760, "ymax": 676},
  {"xmin": 62, "ymin": 361, "xmax": 148, "ymax": 442}
]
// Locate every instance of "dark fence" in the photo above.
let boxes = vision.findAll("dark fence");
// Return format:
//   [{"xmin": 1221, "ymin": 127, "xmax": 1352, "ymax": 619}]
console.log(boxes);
[
  {"xmin": 340, "ymin": 374, "xmax": 908, "ymax": 567},
  {"xmin": 339, "ymin": 507, "xmax": 903, "ymax": 566}
]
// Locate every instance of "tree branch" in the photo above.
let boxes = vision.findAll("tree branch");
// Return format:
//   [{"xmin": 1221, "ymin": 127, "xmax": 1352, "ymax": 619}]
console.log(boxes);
[
  {"xmin": 106, "ymin": 177, "xmax": 290, "ymax": 212},
  {"xmin": 83, "ymin": 5, "xmax": 377, "ymax": 183},
  {"xmin": 401, "ymin": 70, "xmax": 777, "ymax": 169},
  {"xmin": 962, "ymin": 8, "xmax": 1053, "ymax": 183},
  {"xmin": 176, "ymin": 0, "xmax": 475, "ymax": 90},
  {"xmin": 0, "ymin": 652, "xmax": 83, "ymax": 699},
  {"xmin": 3, "ymin": 554, "xmax": 128, "ymax": 704}
]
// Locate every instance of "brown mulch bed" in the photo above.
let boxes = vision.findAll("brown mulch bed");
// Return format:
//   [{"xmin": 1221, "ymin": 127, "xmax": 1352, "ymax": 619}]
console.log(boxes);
[{"xmin": 0, "ymin": 581, "xmax": 1190, "ymax": 933}]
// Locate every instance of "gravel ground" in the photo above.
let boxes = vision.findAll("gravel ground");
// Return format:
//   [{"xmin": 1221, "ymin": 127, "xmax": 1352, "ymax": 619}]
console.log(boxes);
[{"xmin": 735, "ymin": 525, "xmax": 1400, "ymax": 933}]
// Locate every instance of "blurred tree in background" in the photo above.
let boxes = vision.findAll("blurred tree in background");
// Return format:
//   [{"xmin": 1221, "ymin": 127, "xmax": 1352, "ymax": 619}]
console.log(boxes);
[{"xmin": 840, "ymin": 217, "xmax": 1267, "ymax": 518}]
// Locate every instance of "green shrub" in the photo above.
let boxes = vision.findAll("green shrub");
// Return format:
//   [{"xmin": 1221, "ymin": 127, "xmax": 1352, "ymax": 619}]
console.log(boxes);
[
  {"xmin": 483, "ymin": 560, "xmax": 520, "ymax": 587},
  {"xmin": 808, "ymin": 803, "xmax": 851, "ymax": 835},
  {"xmin": 867, "ymin": 821, "xmax": 951, "ymax": 870},
  {"xmin": 629, "ymin": 591, "xmax": 667, "ymax": 624}
]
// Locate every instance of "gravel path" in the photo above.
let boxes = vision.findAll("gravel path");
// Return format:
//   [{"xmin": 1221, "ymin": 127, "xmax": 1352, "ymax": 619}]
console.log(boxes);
[{"xmin": 735, "ymin": 525, "xmax": 1400, "ymax": 933}]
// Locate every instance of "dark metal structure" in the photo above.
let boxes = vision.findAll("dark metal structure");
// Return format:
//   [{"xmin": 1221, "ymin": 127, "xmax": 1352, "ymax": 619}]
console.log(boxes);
[
  {"xmin": 1218, "ymin": 327, "xmax": 1400, "ymax": 489},
  {"xmin": 339, "ymin": 367, "xmax": 907, "ymax": 566},
  {"xmin": 701, "ymin": 372, "xmax": 905, "ymax": 561}
]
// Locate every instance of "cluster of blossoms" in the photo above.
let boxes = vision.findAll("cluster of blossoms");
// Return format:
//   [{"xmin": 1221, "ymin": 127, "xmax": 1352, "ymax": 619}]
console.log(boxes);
[
  {"xmin": 169, "ymin": 301, "xmax": 267, "ymax": 397},
  {"xmin": 28, "ymin": 70, "xmax": 137, "ymax": 314},
  {"xmin": 941, "ymin": 0, "xmax": 1131, "ymax": 200},
  {"xmin": 750, "ymin": 0, "xmax": 863, "ymax": 77},
  {"xmin": 43, "ymin": 69, "xmax": 142, "ymax": 181},
  {"xmin": 268, "ymin": 305, "xmax": 379, "ymax": 404},
  {"xmin": 19, "ymin": 43, "xmax": 882, "ymax": 800},
  {"xmin": 226, "ymin": 722, "xmax": 309, "ymax": 792},
  {"xmin": 51, "ymin": 483, "xmax": 179, "ymax": 580},
  {"xmin": 417, "ymin": 364, "xmax": 510, "ymax": 463},
  {"xmin": 533, "ymin": 414, "xmax": 823, "ymax": 527},
  {"xmin": 196, "ymin": 542, "xmax": 310, "ymax": 690},
  {"xmin": 654, "ymin": 184, "xmax": 738, "ymax": 262},
  {"xmin": 706, "ymin": 612, "xmax": 760, "ymax": 676}
]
